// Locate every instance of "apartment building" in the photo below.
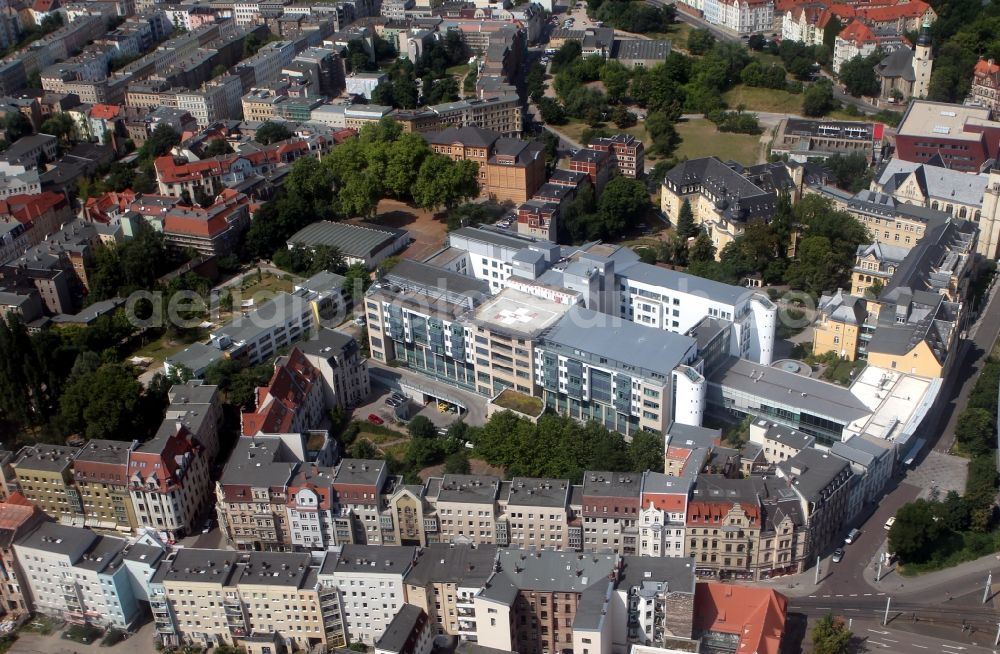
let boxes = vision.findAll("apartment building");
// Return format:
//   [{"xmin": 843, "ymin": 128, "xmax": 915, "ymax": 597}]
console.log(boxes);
[
  {"xmin": 702, "ymin": 0, "xmax": 773, "ymax": 35},
  {"xmin": 319, "ymin": 544, "xmax": 417, "ymax": 645},
  {"xmin": 776, "ymin": 449, "xmax": 851, "ymax": 558},
  {"xmin": 12, "ymin": 444, "xmax": 81, "ymax": 524},
  {"xmin": 162, "ymin": 190, "xmax": 252, "ymax": 257},
  {"xmin": 128, "ymin": 424, "xmax": 212, "ymax": 540},
  {"xmin": 473, "ymin": 549, "xmax": 619, "ymax": 654},
  {"xmin": 0, "ymin": 494, "xmax": 48, "ymax": 615},
  {"xmin": 241, "ymin": 348, "xmax": 326, "ymax": 437},
  {"xmin": 152, "ymin": 549, "xmax": 347, "ymax": 651},
  {"xmin": 207, "ymin": 290, "xmax": 316, "ymax": 365},
  {"xmin": 296, "ymin": 327, "xmax": 371, "ymax": 410},
  {"xmin": 402, "ymin": 544, "xmax": 497, "ymax": 637},
  {"xmin": 424, "ymin": 474, "xmax": 501, "ymax": 545},
  {"xmin": 14, "ymin": 523, "xmax": 145, "ymax": 629},
  {"xmin": 286, "ymin": 464, "xmax": 344, "ymax": 550},
  {"xmin": 613, "ymin": 556, "xmax": 697, "ymax": 649},
  {"xmin": 72, "ymin": 439, "xmax": 139, "ymax": 532},
  {"xmin": 638, "ymin": 471, "xmax": 690, "ymax": 558},
  {"xmin": 569, "ymin": 147, "xmax": 611, "ymax": 197},
  {"xmin": 579, "ymin": 471, "xmax": 642, "ymax": 555},
  {"xmin": 970, "ymin": 58, "xmax": 1000, "ymax": 114},
  {"xmin": 396, "ymin": 95, "xmax": 523, "ymax": 137},
  {"xmin": 375, "ymin": 604, "xmax": 434, "ymax": 654},
  {"xmin": 498, "ymin": 477, "xmax": 574, "ymax": 550},
  {"xmin": 748, "ymin": 420, "xmax": 814, "ymax": 465},
  {"xmin": 165, "ymin": 381, "xmax": 224, "ymax": 463},
  {"xmin": 685, "ymin": 476, "xmax": 762, "ymax": 581},
  {"xmin": 587, "ymin": 134, "xmax": 644, "ymax": 179},
  {"xmin": 332, "ymin": 458, "xmax": 390, "ymax": 546},
  {"xmin": 174, "ymin": 75, "xmax": 244, "ymax": 128},
  {"xmin": 217, "ymin": 437, "xmax": 297, "ymax": 551}
]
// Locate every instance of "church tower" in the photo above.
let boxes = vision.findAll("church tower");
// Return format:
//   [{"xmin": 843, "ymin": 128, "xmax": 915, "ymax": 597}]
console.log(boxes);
[{"xmin": 912, "ymin": 19, "xmax": 933, "ymax": 99}]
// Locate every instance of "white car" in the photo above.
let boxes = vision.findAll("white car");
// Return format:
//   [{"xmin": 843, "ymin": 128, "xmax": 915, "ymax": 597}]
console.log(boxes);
[{"xmin": 884, "ymin": 516, "xmax": 896, "ymax": 530}]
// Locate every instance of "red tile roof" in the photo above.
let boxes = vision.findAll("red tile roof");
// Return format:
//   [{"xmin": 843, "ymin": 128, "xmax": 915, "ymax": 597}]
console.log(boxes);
[
  {"xmin": 128, "ymin": 424, "xmax": 203, "ymax": 494},
  {"xmin": 855, "ymin": 0, "xmax": 930, "ymax": 21},
  {"xmin": 241, "ymin": 349, "xmax": 320, "ymax": 436},
  {"xmin": 153, "ymin": 140, "xmax": 312, "ymax": 184},
  {"xmin": 838, "ymin": 19, "xmax": 876, "ymax": 45},
  {"xmin": 0, "ymin": 191, "xmax": 67, "ymax": 224},
  {"xmin": 686, "ymin": 500, "xmax": 760, "ymax": 526},
  {"xmin": 163, "ymin": 191, "xmax": 250, "ymax": 238},
  {"xmin": 90, "ymin": 104, "xmax": 121, "ymax": 121},
  {"xmin": 975, "ymin": 58, "xmax": 1000, "ymax": 76},
  {"xmin": 694, "ymin": 583, "xmax": 788, "ymax": 654},
  {"xmin": 287, "ymin": 464, "xmax": 336, "ymax": 510},
  {"xmin": 641, "ymin": 493, "xmax": 686, "ymax": 513},
  {"xmin": 83, "ymin": 189, "xmax": 138, "ymax": 224}
]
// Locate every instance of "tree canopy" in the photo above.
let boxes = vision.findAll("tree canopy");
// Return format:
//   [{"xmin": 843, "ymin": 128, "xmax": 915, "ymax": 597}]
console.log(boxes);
[{"xmin": 254, "ymin": 122, "xmax": 294, "ymax": 145}]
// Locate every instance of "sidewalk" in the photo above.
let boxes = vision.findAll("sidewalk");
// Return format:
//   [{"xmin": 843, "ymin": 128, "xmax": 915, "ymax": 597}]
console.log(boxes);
[{"xmin": 862, "ymin": 551, "xmax": 1000, "ymax": 597}]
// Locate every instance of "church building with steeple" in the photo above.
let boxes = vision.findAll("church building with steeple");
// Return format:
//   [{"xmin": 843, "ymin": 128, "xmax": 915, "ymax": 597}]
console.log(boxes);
[{"xmin": 874, "ymin": 19, "xmax": 933, "ymax": 104}]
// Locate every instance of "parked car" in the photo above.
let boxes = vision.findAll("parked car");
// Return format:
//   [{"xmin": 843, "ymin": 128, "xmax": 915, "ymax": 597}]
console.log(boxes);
[
  {"xmin": 367, "ymin": 413, "xmax": 384, "ymax": 425},
  {"xmin": 832, "ymin": 548, "xmax": 845, "ymax": 563},
  {"xmin": 845, "ymin": 528, "xmax": 862, "ymax": 544},
  {"xmin": 385, "ymin": 398, "xmax": 401, "ymax": 407},
  {"xmin": 884, "ymin": 516, "xmax": 896, "ymax": 530}
]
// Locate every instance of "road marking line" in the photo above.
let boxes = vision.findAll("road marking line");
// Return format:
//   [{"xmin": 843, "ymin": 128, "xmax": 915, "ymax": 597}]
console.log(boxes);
[
  {"xmin": 911, "ymin": 645, "xmax": 927, "ymax": 649},
  {"xmin": 868, "ymin": 629, "xmax": 890, "ymax": 635},
  {"xmin": 869, "ymin": 641, "xmax": 888, "ymax": 648},
  {"xmin": 836, "ymin": 594, "xmax": 844, "ymax": 597},
  {"xmin": 845, "ymin": 608, "xmax": 859, "ymax": 611},
  {"xmin": 942, "ymin": 646, "xmax": 966, "ymax": 651},
  {"xmin": 850, "ymin": 593, "xmax": 858, "ymax": 596},
  {"xmin": 865, "ymin": 593, "xmax": 873, "ymax": 596},
  {"xmin": 809, "ymin": 595, "xmax": 816, "ymax": 598},
  {"xmin": 883, "ymin": 639, "xmax": 899, "ymax": 643}
]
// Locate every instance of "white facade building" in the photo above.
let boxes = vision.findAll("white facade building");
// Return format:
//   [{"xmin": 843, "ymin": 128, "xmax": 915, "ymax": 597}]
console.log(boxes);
[
  {"xmin": 702, "ymin": 0, "xmax": 773, "ymax": 35},
  {"xmin": 14, "ymin": 523, "xmax": 145, "ymax": 629},
  {"xmin": 320, "ymin": 545, "xmax": 416, "ymax": 645}
]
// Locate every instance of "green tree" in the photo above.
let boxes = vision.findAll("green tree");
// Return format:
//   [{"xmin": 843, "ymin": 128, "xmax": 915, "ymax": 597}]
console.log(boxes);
[
  {"xmin": 40, "ymin": 112, "xmax": 74, "ymax": 143},
  {"xmin": 2, "ymin": 112, "xmax": 32, "ymax": 143},
  {"xmin": 408, "ymin": 415, "xmax": 437, "ymax": 439},
  {"xmin": 629, "ymin": 432, "xmax": 663, "ymax": 473},
  {"xmin": 203, "ymin": 138, "xmax": 233, "ymax": 157},
  {"xmin": 645, "ymin": 110, "xmax": 679, "ymax": 157},
  {"xmin": 823, "ymin": 15, "xmax": 843, "ymax": 48},
  {"xmin": 444, "ymin": 449, "xmax": 470, "ymax": 474},
  {"xmin": 255, "ymin": 121, "xmax": 294, "ymax": 145},
  {"xmin": 888, "ymin": 499, "xmax": 944, "ymax": 564},
  {"xmin": 611, "ymin": 105, "xmax": 637, "ymax": 128},
  {"xmin": 811, "ymin": 614, "xmax": 852, "ymax": 654},
  {"xmin": 526, "ymin": 62, "xmax": 546, "ymax": 101},
  {"xmin": 338, "ymin": 170, "xmax": 382, "ymax": 217},
  {"xmin": 956, "ymin": 408, "xmax": 996, "ymax": 457},
  {"xmin": 675, "ymin": 198, "xmax": 697, "ymax": 238},
  {"xmin": 351, "ymin": 439, "xmax": 378, "ymax": 459},
  {"xmin": 58, "ymin": 363, "xmax": 143, "ymax": 440},
  {"xmin": 803, "ymin": 80, "xmax": 835, "ymax": 117},
  {"xmin": 383, "ymin": 133, "xmax": 431, "ymax": 198},
  {"xmin": 600, "ymin": 61, "xmax": 631, "ymax": 103},
  {"xmin": 552, "ymin": 41, "xmax": 582, "ymax": 73},
  {"xmin": 536, "ymin": 97, "xmax": 567, "ymax": 125},
  {"xmin": 686, "ymin": 28, "xmax": 716, "ymax": 55},
  {"xmin": 412, "ymin": 155, "xmax": 479, "ymax": 210},
  {"xmin": 689, "ymin": 228, "xmax": 716, "ymax": 263},
  {"xmin": 839, "ymin": 52, "xmax": 881, "ymax": 97},
  {"xmin": 598, "ymin": 175, "xmax": 651, "ymax": 236}
]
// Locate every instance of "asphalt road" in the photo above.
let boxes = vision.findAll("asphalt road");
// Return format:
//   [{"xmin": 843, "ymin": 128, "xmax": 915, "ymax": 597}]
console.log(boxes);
[{"xmin": 931, "ymin": 279, "xmax": 1000, "ymax": 453}]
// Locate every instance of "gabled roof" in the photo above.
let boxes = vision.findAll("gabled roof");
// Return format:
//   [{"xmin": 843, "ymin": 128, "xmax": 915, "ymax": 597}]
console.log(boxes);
[
  {"xmin": 838, "ymin": 20, "xmax": 876, "ymax": 46},
  {"xmin": 242, "ymin": 349, "xmax": 320, "ymax": 436},
  {"xmin": 694, "ymin": 583, "xmax": 788, "ymax": 654}
]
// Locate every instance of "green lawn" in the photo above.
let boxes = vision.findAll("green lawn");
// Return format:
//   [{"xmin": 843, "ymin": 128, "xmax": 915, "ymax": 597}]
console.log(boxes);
[
  {"xmin": 493, "ymin": 390, "xmax": 543, "ymax": 416},
  {"xmin": 675, "ymin": 118, "xmax": 762, "ymax": 164},
  {"xmin": 132, "ymin": 328, "xmax": 209, "ymax": 367},
  {"xmin": 446, "ymin": 63, "xmax": 471, "ymax": 78},
  {"xmin": 722, "ymin": 85, "xmax": 805, "ymax": 114},
  {"xmin": 646, "ymin": 22, "xmax": 693, "ymax": 51},
  {"xmin": 237, "ymin": 272, "xmax": 297, "ymax": 297}
]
